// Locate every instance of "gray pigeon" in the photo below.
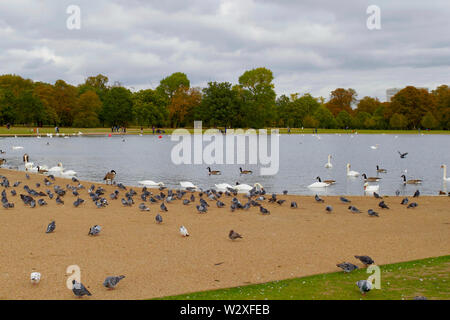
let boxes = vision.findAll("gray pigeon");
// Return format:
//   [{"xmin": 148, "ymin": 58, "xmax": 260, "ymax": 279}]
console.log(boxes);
[
  {"xmin": 336, "ymin": 262, "xmax": 358, "ymax": 273},
  {"xmin": 325, "ymin": 205, "xmax": 333, "ymax": 213},
  {"xmin": 348, "ymin": 206, "xmax": 361, "ymax": 213},
  {"xmin": 356, "ymin": 280, "xmax": 372, "ymax": 295},
  {"xmin": 139, "ymin": 203, "xmax": 150, "ymax": 211},
  {"xmin": 368, "ymin": 209, "xmax": 379, "ymax": 217},
  {"xmin": 378, "ymin": 201, "xmax": 389, "ymax": 209},
  {"xmin": 196, "ymin": 204, "xmax": 207, "ymax": 213},
  {"xmin": 46, "ymin": 221, "xmax": 55, "ymax": 233},
  {"xmin": 290, "ymin": 201, "xmax": 298, "ymax": 208},
  {"xmin": 407, "ymin": 202, "xmax": 418, "ymax": 209},
  {"xmin": 155, "ymin": 213, "xmax": 163, "ymax": 224},
  {"xmin": 340, "ymin": 196, "xmax": 351, "ymax": 203},
  {"xmin": 160, "ymin": 203, "xmax": 168, "ymax": 212},
  {"xmin": 401, "ymin": 197, "xmax": 409, "ymax": 205},
  {"xmin": 72, "ymin": 280, "xmax": 92, "ymax": 297},
  {"xmin": 355, "ymin": 255, "xmax": 374, "ymax": 266},
  {"xmin": 315, "ymin": 194, "xmax": 324, "ymax": 203},
  {"xmin": 103, "ymin": 275, "xmax": 125, "ymax": 289},
  {"xmin": 413, "ymin": 190, "xmax": 420, "ymax": 198},
  {"xmin": 88, "ymin": 225, "xmax": 101, "ymax": 236},
  {"xmin": 229, "ymin": 230, "xmax": 242, "ymax": 240}
]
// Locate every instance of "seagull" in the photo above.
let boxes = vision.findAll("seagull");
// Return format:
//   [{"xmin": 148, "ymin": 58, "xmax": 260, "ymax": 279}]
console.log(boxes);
[
  {"xmin": 229, "ymin": 230, "xmax": 243, "ymax": 240},
  {"xmin": 336, "ymin": 262, "xmax": 358, "ymax": 273},
  {"xmin": 46, "ymin": 221, "xmax": 55, "ymax": 233},
  {"xmin": 413, "ymin": 190, "xmax": 420, "ymax": 198},
  {"xmin": 30, "ymin": 272, "xmax": 41, "ymax": 284},
  {"xmin": 356, "ymin": 280, "xmax": 372, "ymax": 295},
  {"xmin": 368, "ymin": 209, "xmax": 379, "ymax": 217},
  {"xmin": 179, "ymin": 225, "xmax": 189, "ymax": 237},
  {"xmin": 88, "ymin": 225, "xmax": 101, "ymax": 236},
  {"xmin": 103, "ymin": 275, "xmax": 125, "ymax": 290},
  {"xmin": 378, "ymin": 201, "xmax": 389, "ymax": 209},
  {"xmin": 72, "ymin": 280, "xmax": 92, "ymax": 297},
  {"xmin": 398, "ymin": 151, "xmax": 408, "ymax": 159},
  {"xmin": 355, "ymin": 255, "xmax": 374, "ymax": 266},
  {"xmin": 155, "ymin": 213, "xmax": 163, "ymax": 224}
]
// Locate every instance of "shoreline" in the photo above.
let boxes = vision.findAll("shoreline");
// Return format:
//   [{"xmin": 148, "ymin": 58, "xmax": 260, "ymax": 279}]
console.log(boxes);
[{"xmin": 0, "ymin": 168, "xmax": 448, "ymax": 299}]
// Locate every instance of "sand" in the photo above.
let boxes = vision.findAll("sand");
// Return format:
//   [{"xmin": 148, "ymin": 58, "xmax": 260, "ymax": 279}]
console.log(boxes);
[{"xmin": 0, "ymin": 168, "xmax": 448, "ymax": 300}]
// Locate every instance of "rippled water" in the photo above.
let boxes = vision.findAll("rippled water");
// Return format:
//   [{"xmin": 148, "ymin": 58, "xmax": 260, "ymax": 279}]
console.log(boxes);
[{"xmin": 1, "ymin": 133, "xmax": 449, "ymax": 196}]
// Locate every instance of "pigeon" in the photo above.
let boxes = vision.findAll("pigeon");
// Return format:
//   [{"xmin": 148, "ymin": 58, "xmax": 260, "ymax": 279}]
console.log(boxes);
[
  {"xmin": 160, "ymin": 203, "xmax": 168, "ymax": 212},
  {"xmin": 413, "ymin": 190, "xmax": 420, "ymax": 198},
  {"xmin": 56, "ymin": 196, "xmax": 64, "ymax": 205},
  {"xmin": 139, "ymin": 203, "xmax": 150, "ymax": 211},
  {"xmin": 407, "ymin": 202, "xmax": 418, "ymax": 209},
  {"xmin": 401, "ymin": 197, "xmax": 409, "ymax": 205},
  {"xmin": 395, "ymin": 190, "xmax": 400, "ymax": 196},
  {"xmin": 155, "ymin": 213, "xmax": 163, "ymax": 224},
  {"xmin": 373, "ymin": 192, "xmax": 382, "ymax": 199},
  {"xmin": 336, "ymin": 262, "xmax": 358, "ymax": 273},
  {"xmin": 368, "ymin": 209, "xmax": 379, "ymax": 217},
  {"xmin": 314, "ymin": 194, "xmax": 324, "ymax": 203},
  {"xmin": 325, "ymin": 205, "xmax": 333, "ymax": 213},
  {"xmin": 30, "ymin": 272, "xmax": 41, "ymax": 284},
  {"xmin": 276, "ymin": 199, "xmax": 286, "ymax": 205},
  {"xmin": 229, "ymin": 230, "xmax": 243, "ymax": 240},
  {"xmin": 38, "ymin": 199, "xmax": 47, "ymax": 206},
  {"xmin": 413, "ymin": 296, "xmax": 427, "ymax": 300},
  {"xmin": 282, "ymin": 190, "xmax": 288, "ymax": 195},
  {"xmin": 88, "ymin": 225, "xmax": 101, "ymax": 236},
  {"xmin": 340, "ymin": 196, "xmax": 351, "ymax": 203},
  {"xmin": 216, "ymin": 200, "xmax": 225, "ymax": 208},
  {"xmin": 356, "ymin": 280, "xmax": 372, "ymax": 295},
  {"xmin": 73, "ymin": 198, "xmax": 84, "ymax": 207},
  {"xmin": 290, "ymin": 201, "xmax": 298, "ymax": 208},
  {"xmin": 398, "ymin": 151, "xmax": 408, "ymax": 159},
  {"xmin": 259, "ymin": 206, "xmax": 270, "ymax": 215},
  {"xmin": 378, "ymin": 201, "xmax": 389, "ymax": 209},
  {"xmin": 72, "ymin": 280, "xmax": 92, "ymax": 297},
  {"xmin": 355, "ymin": 255, "xmax": 374, "ymax": 266},
  {"xmin": 179, "ymin": 225, "xmax": 189, "ymax": 237},
  {"xmin": 46, "ymin": 221, "xmax": 55, "ymax": 233},
  {"xmin": 348, "ymin": 206, "xmax": 361, "ymax": 213},
  {"xmin": 196, "ymin": 204, "xmax": 207, "ymax": 213},
  {"xmin": 103, "ymin": 275, "xmax": 125, "ymax": 289}
]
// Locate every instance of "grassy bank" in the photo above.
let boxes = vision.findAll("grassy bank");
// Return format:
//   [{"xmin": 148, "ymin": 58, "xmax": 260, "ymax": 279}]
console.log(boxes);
[
  {"xmin": 0, "ymin": 126, "xmax": 449, "ymax": 136},
  {"xmin": 157, "ymin": 255, "xmax": 450, "ymax": 300}
]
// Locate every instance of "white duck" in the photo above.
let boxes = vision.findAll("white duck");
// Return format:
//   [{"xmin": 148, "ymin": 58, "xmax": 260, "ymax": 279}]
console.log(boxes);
[
  {"xmin": 364, "ymin": 182, "xmax": 379, "ymax": 193},
  {"xmin": 325, "ymin": 155, "xmax": 333, "ymax": 168},
  {"xmin": 441, "ymin": 165, "xmax": 450, "ymax": 181},
  {"xmin": 139, "ymin": 180, "xmax": 165, "ymax": 188},
  {"xmin": 308, "ymin": 177, "xmax": 330, "ymax": 188},
  {"xmin": 180, "ymin": 181, "xmax": 199, "ymax": 190},
  {"xmin": 346, "ymin": 163, "xmax": 360, "ymax": 177}
]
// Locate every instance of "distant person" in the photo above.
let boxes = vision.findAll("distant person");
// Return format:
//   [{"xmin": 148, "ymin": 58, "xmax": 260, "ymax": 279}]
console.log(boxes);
[
  {"xmin": 287, "ymin": 127, "xmax": 291, "ymax": 134},
  {"xmin": 6, "ymin": 123, "xmax": 10, "ymax": 130},
  {"xmin": 152, "ymin": 126, "xmax": 155, "ymax": 134}
]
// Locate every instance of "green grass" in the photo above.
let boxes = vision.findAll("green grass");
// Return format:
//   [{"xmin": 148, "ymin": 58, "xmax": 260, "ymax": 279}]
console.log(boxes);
[
  {"xmin": 0, "ymin": 126, "xmax": 448, "ymax": 136},
  {"xmin": 156, "ymin": 256, "xmax": 450, "ymax": 300}
]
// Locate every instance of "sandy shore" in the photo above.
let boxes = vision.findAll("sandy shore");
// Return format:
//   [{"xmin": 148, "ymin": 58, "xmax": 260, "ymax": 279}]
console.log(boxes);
[{"xmin": 0, "ymin": 168, "xmax": 448, "ymax": 300}]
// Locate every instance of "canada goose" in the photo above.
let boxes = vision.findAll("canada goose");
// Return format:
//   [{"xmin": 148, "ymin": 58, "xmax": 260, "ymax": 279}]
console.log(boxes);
[
  {"xmin": 0, "ymin": 159, "xmax": 6, "ymax": 166},
  {"xmin": 239, "ymin": 167, "xmax": 252, "ymax": 174},
  {"xmin": 376, "ymin": 165, "xmax": 387, "ymax": 173},
  {"xmin": 401, "ymin": 175, "xmax": 422, "ymax": 185},
  {"xmin": 103, "ymin": 170, "xmax": 116, "ymax": 185},
  {"xmin": 37, "ymin": 166, "xmax": 48, "ymax": 174},
  {"xmin": 308, "ymin": 177, "xmax": 330, "ymax": 188},
  {"xmin": 207, "ymin": 167, "xmax": 221, "ymax": 175},
  {"xmin": 362, "ymin": 174, "xmax": 381, "ymax": 182},
  {"xmin": 441, "ymin": 165, "xmax": 450, "ymax": 181},
  {"xmin": 346, "ymin": 163, "xmax": 360, "ymax": 177},
  {"xmin": 324, "ymin": 155, "xmax": 333, "ymax": 168}
]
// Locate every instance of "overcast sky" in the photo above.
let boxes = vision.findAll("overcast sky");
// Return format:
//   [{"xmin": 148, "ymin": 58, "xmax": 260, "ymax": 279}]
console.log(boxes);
[{"xmin": 0, "ymin": 0, "xmax": 449, "ymax": 101}]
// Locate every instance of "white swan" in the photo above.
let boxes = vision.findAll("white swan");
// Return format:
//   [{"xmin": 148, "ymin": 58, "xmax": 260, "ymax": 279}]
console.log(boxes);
[
  {"xmin": 12, "ymin": 146, "xmax": 23, "ymax": 150},
  {"xmin": 234, "ymin": 182, "xmax": 263, "ymax": 193},
  {"xmin": 324, "ymin": 155, "xmax": 333, "ymax": 168},
  {"xmin": 308, "ymin": 177, "xmax": 330, "ymax": 188},
  {"xmin": 139, "ymin": 180, "xmax": 165, "ymax": 188},
  {"xmin": 346, "ymin": 163, "xmax": 360, "ymax": 177},
  {"xmin": 48, "ymin": 162, "xmax": 64, "ymax": 173},
  {"xmin": 441, "ymin": 165, "xmax": 450, "ymax": 181},
  {"xmin": 61, "ymin": 169, "xmax": 77, "ymax": 177},
  {"xmin": 215, "ymin": 183, "xmax": 234, "ymax": 191},
  {"xmin": 24, "ymin": 161, "xmax": 34, "ymax": 171},
  {"xmin": 370, "ymin": 144, "xmax": 379, "ymax": 150},
  {"xmin": 180, "ymin": 181, "xmax": 199, "ymax": 190},
  {"xmin": 364, "ymin": 182, "xmax": 379, "ymax": 193}
]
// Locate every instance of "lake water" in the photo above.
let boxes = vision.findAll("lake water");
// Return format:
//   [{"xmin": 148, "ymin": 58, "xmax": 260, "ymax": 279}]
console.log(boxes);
[{"xmin": 1, "ymin": 133, "xmax": 449, "ymax": 196}]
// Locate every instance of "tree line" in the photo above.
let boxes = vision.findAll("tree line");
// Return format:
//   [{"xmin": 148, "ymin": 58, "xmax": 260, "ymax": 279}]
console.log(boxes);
[{"xmin": 0, "ymin": 68, "xmax": 449, "ymax": 130}]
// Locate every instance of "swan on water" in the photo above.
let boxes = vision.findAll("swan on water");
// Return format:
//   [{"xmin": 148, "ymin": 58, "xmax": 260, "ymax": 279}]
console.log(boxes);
[
  {"xmin": 215, "ymin": 183, "xmax": 234, "ymax": 191},
  {"xmin": 180, "ymin": 181, "xmax": 200, "ymax": 190},
  {"xmin": 234, "ymin": 182, "xmax": 263, "ymax": 193},
  {"xmin": 346, "ymin": 163, "xmax": 360, "ymax": 177},
  {"xmin": 325, "ymin": 155, "xmax": 333, "ymax": 168},
  {"xmin": 139, "ymin": 180, "xmax": 165, "ymax": 187},
  {"xmin": 363, "ymin": 182, "xmax": 379, "ymax": 193},
  {"xmin": 370, "ymin": 144, "xmax": 379, "ymax": 150},
  {"xmin": 441, "ymin": 165, "xmax": 450, "ymax": 181}
]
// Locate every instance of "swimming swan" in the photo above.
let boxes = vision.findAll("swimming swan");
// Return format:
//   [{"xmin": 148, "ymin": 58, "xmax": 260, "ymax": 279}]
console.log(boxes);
[
  {"xmin": 234, "ymin": 182, "xmax": 263, "ymax": 193},
  {"xmin": 139, "ymin": 180, "xmax": 165, "ymax": 187},
  {"xmin": 180, "ymin": 181, "xmax": 200, "ymax": 190},
  {"xmin": 364, "ymin": 182, "xmax": 379, "ymax": 193},
  {"xmin": 346, "ymin": 163, "xmax": 360, "ymax": 177},
  {"xmin": 325, "ymin": 155, "xmax": 333, "ymax": 168},
  {"xmin": 441, "ymin": 165, "xmax": 450, "ymax": 181}
]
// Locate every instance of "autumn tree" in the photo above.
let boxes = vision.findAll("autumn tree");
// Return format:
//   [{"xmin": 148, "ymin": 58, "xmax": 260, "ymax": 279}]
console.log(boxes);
[
  {"xmin": 168, "ymin": 87, "xmax": 201, "ymax": 127},
  {"xmin": 325, "ymin": 88, "xmax": 357, "ymax": 116},
  {"xmin": 72, "ymin": 90, "xmax": 102, "ymax": 127}
]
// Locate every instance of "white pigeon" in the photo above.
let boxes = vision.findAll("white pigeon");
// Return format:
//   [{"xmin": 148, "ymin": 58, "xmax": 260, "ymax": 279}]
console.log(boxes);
[
  {"xmin": 179, "ymin": 226, "xmax": 189, "ymax": 237},
  {"xmin": 30, "ymin": 272, "xmax": 41, "ymax": 284}
]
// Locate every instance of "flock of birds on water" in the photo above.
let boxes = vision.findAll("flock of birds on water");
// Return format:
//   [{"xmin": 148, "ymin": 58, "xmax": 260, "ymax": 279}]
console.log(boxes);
[{"xmin": 1, "ymin": 142, "xmax": 447, "ymax": 298}]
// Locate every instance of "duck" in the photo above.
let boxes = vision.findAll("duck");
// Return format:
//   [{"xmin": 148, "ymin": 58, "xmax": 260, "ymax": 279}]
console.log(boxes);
[
  {"xmin": 138, "ymin": 180, "xmax": 165, "ymax": 188},
  {"xmin": 364, "ymin": 182, "xmax": 380, "ymax": 193},
  {"xmin": 239, "ymin": 167, "xmax": 253, "ymax": 174},
  {"xmin": 308, "ymin": 177, "xmax": 330, "ymax": 188},
  {"xmin": 234, "ymin": 182, "xmax": 263, "ymax": 193},
  {"xmin": 346, "ymin": 163, "xmax": 360, "ymax": 177},
  {"xmin": 441, "ymin": 165, "xmax": 450, "ymax": 181},
  {"xmin": 180, "ymin": 181, "xmax": 200, "ymax": 191},
  {"xmin": 362, "ymin": 173, "xmax": 381, "ymax": 182},
  {"xmin": 324, "ymin": 155, "xmax": 333, "ymax": 168},
  {"xmin": 207, "ymin": 167, "xmax": 221, "ymax": 175},
  {"xmin": 401, "ymin": 175, "xmax": 422, "ymax": 185},
  {"xmin": 376, "ymin": 165, "xmax": 387, "ymax": 173},
  {"xmin": 103, "ymin": 170, "xmax": 116, "ymax": 185}
]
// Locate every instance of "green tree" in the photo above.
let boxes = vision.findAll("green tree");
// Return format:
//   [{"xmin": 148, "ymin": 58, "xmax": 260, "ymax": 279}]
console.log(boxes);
[
  {"xmin": 157, "ymin": 72, "xmax": 190, "ymax": 100},
  {"xmin": 389, "ymin": 113, "xmax": 408, "ymax": 129},
  {"xmin": 102, "ymin": 87, "xmax": 133, "ymax": 126},
  {"xmin": 420, "ymin": 111, "xmax": 439, "ymax": 129},
  {"xmin": 72, "ymin": 90, "xmax": 102, "ymax": 127},
  {"xmin": 313, "ymin": 106, "xmax": 336, "ymax": 128},
  {"xmin": 336, "ymin": 110, "xmax": 353, "ymax": 128}
]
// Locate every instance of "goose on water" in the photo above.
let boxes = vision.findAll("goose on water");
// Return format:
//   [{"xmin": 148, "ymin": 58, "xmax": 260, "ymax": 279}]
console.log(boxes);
[
  {"xmin": 362, "ymin": 174, "xmax": 381, "ymax": 182},
  {"xmin": 308, "ymin": 177, "xmax": 330, "ymax": 188},
  {"xmin": 376, "ymin": 165, "xmax": 387, "ymax": 173},
  {"xmin": 401, "ymin": 175, "xmax": 422, "ymax": 185},
  {"xmin": 207, "ymin": 167, "xmax": 221, "ymax": 175}
]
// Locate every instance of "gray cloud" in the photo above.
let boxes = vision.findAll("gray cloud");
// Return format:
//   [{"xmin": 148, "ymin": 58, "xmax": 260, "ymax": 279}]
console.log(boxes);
[{"xmin": 0, "ymin": 0, "xmax": 449, "ymax": 101}]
